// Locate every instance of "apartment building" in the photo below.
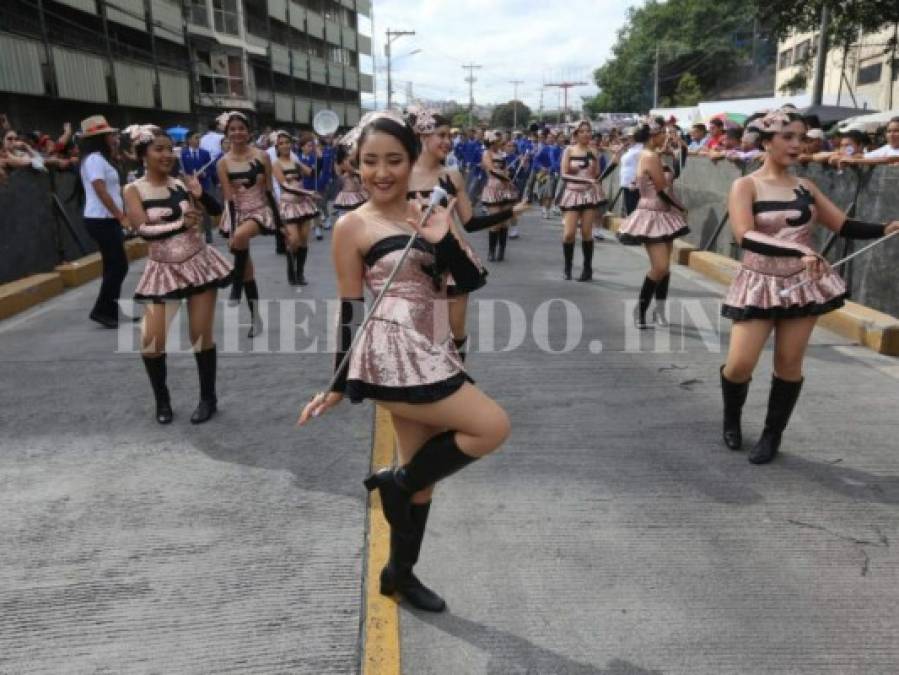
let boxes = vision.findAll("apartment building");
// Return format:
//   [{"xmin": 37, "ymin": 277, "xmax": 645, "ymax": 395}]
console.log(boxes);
[
  {"xmin": 775, "ymin": 24, "xmax": 898, "ymax": 111},
  {"xmin": 0, "ymin": 0, "xmax": 373, "ymax": 129}
]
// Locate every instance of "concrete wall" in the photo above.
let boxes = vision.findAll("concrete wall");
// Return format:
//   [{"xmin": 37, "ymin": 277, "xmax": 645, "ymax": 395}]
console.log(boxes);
[
  {"xmin": 606, "ymin": 155, "xmax": 899, "ymax": 318},
  {"xmin": 0, "ymin": 168, "xmax": 97, "ymax": 284}
]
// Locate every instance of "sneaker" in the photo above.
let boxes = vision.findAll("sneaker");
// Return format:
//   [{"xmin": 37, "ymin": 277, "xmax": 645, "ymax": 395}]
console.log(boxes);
[
  {"xmin": 509, "ymin": 225, "xmax": 520, "ymax": 239},
  {"xmin": 542, "ymin": 208, "xmax": 549, "ymax": 219}
]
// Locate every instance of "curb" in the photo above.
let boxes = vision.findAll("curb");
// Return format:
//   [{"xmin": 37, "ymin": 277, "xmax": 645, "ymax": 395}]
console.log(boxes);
[
  {"xmin": 0, "ymin": 238, "xmax": 149, "ymax": 320},
  {"xmin": 362, "ymin": 405, "xmax": 400, "ymax": 675},
  {"xmin": 684, "ymin": 250, "xmax": 899, "ymax": 356}
]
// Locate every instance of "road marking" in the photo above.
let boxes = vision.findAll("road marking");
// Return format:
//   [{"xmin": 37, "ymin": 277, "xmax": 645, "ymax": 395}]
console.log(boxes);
[
  {"xmin": 831, "ymin": 345, "xmax": 899, "ymax": 381},
  {"xmin": 362, "ymin": 405, "xmax": 400, "ymax": 675}
]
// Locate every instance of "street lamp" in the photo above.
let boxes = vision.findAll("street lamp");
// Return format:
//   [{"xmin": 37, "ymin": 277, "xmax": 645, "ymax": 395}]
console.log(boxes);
[{"xmin": 385, "ymin": 28, "xmax": 415, "ymax": 110}]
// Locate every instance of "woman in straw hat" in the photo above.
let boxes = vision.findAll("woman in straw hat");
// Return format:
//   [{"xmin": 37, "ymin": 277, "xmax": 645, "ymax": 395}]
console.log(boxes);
[{"xmin": 78, "ymin": 115, "xmax": 131, "ymax": 328}]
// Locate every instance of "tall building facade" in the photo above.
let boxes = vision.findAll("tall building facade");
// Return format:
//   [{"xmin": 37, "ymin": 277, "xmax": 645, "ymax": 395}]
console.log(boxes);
[
  {"xmin": 775, "ymin": 24, "xmax": 898, "ymax": 111},
  {"xmin": 0, "ymin": 0, "xmax": 373, "ymax": 129}
]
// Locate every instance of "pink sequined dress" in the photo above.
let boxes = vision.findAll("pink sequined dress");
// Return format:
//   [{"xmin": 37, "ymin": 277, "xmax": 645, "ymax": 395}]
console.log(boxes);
[
  {"xmin": 278, "ymin": 164, "xmax": 319, "ymax": 225},
  {"xmin": 481, "ymin": 152, "xmax": 519, "ymax": 207},
  {"xmin": 345, "ymin": 232, "xmax": 472, "ymax": 404},
  {"xmin": 722, "ymin": 184, "xmax": 847, "ymax": 321},
  {"xmin": 408, "ymin": 179, "xmax": 488, "ymax": 297},
  {"xmin": 334, "ymin": 171, "xmax": 369, "ymax": 210},
  {"xmin": 558, "ymin": 152, "xmax": 606, "ymax": 211},
  {"xmin": 132, "ymin": 178, "xmax": 232, "ymax": 302},
  {"xmin": 617, "ymin": 173, "xmax": 690, "ymax": 245},
  {"xmin": 218, "ymin": 157, "xmax": 276, "ymax": 235}
]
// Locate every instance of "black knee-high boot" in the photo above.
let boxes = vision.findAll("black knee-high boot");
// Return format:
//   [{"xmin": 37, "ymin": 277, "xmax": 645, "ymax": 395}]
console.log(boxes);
[
  {"xmin": 635, "ymin": 276, "xmax": 657, "ymax": 328},
  {"xmin": 275, "ymin": 226, "xmax": 286, "ymax": 254},
  {"xmin": 380, "ymin": 502, "xmax": 446, "ymax": 612},
  {"xmin": 748, "ymin": 375, "xmax": 803, "ymax": 465},
  {"xmin": 487, "ymin": 231, "xmax": 498, "ymax": 261},
  {"xmin": 190, "ymin": 346, "xmax": 218, "ymax": 424},
  {"xmin": 364, "ymin": 430, "xmax": 477, "ymax": 532},
  {"xmin": 577, "ymin": 240, "xmax": 594, "ymax": 281},
  {"xmin": 496, "ymin": 227, "xmax": 508, "ymax": 261},
  {"xmin": 229, "ymin": 249, "xmax": 248, "ymax": 305},
  {"xmin": 295, "ymin": 246, "xmax": 308, "ymax": 285},
  {"xmin": 245, "ymin": 279, "xmax": 264, "ymax": 338},
  {"xmin": 562, "ymin": 242, "xmax": 574, "ymax": 280},
  {"xmin": 141, "ymin": 354, "xmax": 173, "ymax": 424},
  {"xmin": 453, "ymin": 336, "xmax": 468, "ymax": 363},
  {"xmin": 720, "ymin": 365, "xmax": 750, "ymax": 450},
  {"xmin": 654, "ymin": 273, "xmax": 671, "ymax": 325},
  {"xmin": 285, "ymin": 250, "xmax": 297, "ymax": 285}
]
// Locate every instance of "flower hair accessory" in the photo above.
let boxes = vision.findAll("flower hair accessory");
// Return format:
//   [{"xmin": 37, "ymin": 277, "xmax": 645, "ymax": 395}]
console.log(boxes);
[
  {"xmin": 124, "ymin": 124, "xmax": 159, "ymax": 145},
  {"xmin": 407, "ymin": 105, "xmax": 438, "ymax": 135},
  {"xmin": 217, "ymin": 110, "xmax": 248, "ymax": 132},
  {"xmin": 748, "ymin": 108, "xmax": 793, "ymax": 135},
  {"xmin": 641, "ymin": 116, "xmax": 663, "ymax": 134},
  {"xmin": 338, "ymin": 110, "xmax": 407, "ymax": 154}
]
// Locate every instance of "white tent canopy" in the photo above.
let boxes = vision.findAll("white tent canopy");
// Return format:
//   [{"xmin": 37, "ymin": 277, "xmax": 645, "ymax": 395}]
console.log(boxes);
[{"xmin": 836, "ymin": 109, "xmax": 899, "ymax": 133}]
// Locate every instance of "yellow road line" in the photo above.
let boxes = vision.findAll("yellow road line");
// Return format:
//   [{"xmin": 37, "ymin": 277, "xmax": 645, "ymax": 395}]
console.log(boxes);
[{"xmin": 363, "ymin": 405, "xmax": 400, "ymax": 675}]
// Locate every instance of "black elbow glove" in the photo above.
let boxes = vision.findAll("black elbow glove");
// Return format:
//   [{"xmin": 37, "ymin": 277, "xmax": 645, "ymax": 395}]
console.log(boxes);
[
  {"xmin": 840, "ymin": 218, "xmax": 886, "ymax": 240},
  {"xmin": 463, "ymin": 209, "xmax": 514, "ymax": 233},
  {"xmin": 332, "ymin": 297, "xmax": 365, "ymax": 394},
  {"xmin": 598, "ymin": 162, "xmax": 617, "ymax": 182},
  {"xmin": 198, "ymin": 190, "xmax": 222, "ymax": 216},
  {"xmin": 434, "ymin": 232, "xmax": 481, "ymax": 289},
  {"xmin": 658, "ymin": 190, "xmax": 686, "ymax": 212},
  {"xmin": 265, "ymin": 191, "xmax": 283, "ymax": 229}
]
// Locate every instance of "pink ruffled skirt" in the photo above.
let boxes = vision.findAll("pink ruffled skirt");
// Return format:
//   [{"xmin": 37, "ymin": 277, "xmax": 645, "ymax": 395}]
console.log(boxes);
[
  {"xmin": 334, "ymin": 190, "xmax": 368, "ymax": 210},
  {"xmin": 617, "ymin": 207, "xmax": 689, "ymax": 245},
  {"xmin": 558, "ymin": 183, "xmax": 606, "ymax": 211},
  {"xmin": 481, "ymin": 177, "xmax": 518, "ymax": 206},
  {"xmin": 280, "ymin": 195, "xmax": 319, "ymax": 224},
  {"xmin": 134, "ymin": 237, "xmax": 233, "ymax": 302},
  {"xmin": 722, "ymin": 266, "xmax": 847, "ymax": 321},
  {"xmin": 219, "ymin": 193, "xmax": 275, "ymax": 236}
]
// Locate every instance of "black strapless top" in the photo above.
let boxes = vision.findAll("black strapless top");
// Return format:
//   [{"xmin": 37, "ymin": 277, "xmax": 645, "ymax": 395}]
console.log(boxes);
[
  {"xmin": 142, "ymin": 184, "xmax": 190, "ymax": 222},
  {"xmin": 752, "ymin": 185, "xmax": 814, "ymax": 227},
  {"xmin": 407, "ymin": 174, "xmax": 457, "ymax": 207},
  {"xmin": 227, "ymin": 158, "xmax": 265, "ymax": 186}
]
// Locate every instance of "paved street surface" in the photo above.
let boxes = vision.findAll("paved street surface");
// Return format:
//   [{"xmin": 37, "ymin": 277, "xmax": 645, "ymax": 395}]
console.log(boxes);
[{"xmin": 2, "ymin": 212, "xmax": 899, "ymax": 674}]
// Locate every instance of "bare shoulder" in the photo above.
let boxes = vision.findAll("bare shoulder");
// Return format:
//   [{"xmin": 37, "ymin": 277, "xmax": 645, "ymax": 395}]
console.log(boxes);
[
  {"xmin": 729, "ymin": 174, "xmax": 755, "ymax": 199},
  {"xmin": 445, "ymin": 167, "xmax": 465, "ymax": 190},
  {"xmin": 334, "ymin": 207, "xmax": 366, "ymax": 238}
]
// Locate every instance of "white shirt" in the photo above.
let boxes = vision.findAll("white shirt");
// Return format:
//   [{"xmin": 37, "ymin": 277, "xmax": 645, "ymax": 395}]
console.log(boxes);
[
  {"xmin": 864, "ymin": 144, "xmax": 899, "ymax": 158},
  {"xmin": 619, "ymin": 143, "xmax": 644, "ymax": 188},
  {"xmin": 80, "ymin": 151, "xmax": 122, "ymax": 219},
  {"xmin": 445, "ymin": 153, "xmax": 459, "ymax": 170},
  {"xmin": 200, "ymin": 131, "xmax": 225, "ymax": 160}
]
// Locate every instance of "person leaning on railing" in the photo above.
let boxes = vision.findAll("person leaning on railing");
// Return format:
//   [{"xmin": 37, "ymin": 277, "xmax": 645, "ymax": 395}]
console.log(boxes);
[{"xmin": 831, "ymin": 117, "xmax": 899, "ymax": 169}]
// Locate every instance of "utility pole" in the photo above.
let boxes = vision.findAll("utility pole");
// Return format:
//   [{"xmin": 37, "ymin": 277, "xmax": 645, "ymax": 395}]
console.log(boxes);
[
  {"xmin": 509, "ymin": 79, "xmax": 523, "ymax": 129},
  {"xmin": 812, "ymin": 5, "xmax": 830, "ymax": 106},
  {"xmin": 385, "ymin": 28, "xmax": 414, "ymax": 110},
  {"xmin": 544, "ymin": 80, "xmax": 587, "ymax": 123},
  {"xmin": 653, "ymin": 44, "xmax": 660, "ymax": 108},
  {"xmin": 462, "ymin": 63, "xmax": 482, "ymax": 127}
]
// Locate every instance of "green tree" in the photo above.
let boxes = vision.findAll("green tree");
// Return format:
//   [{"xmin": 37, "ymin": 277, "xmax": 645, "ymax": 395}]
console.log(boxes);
[
  {"xmin": 490, "ymin": 101, "xmax": 532, "ymax": 130},
  {"xmin": 662, "ymin": 72, "xmax": 703, "ymax": 106},
  {"xmin": 751, "ymin": 0, "xmax": 899, "ymax": 42},
  {"xmin": 591, "ymin": 0, "xmax": 765, "ymax": 112}
]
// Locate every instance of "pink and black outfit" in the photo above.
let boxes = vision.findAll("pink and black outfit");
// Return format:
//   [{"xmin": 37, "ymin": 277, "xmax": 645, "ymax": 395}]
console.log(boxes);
[
  {"xmin": 558, "ymin": 152, "xmax": 606, "ymax": 211},
  {"xmin": 617, "ymin": 173, "xmax": 690, "ymax": 245},
  {"xmin": 334, "ymin": 171, "xmax": 369, "ymax": 212}
]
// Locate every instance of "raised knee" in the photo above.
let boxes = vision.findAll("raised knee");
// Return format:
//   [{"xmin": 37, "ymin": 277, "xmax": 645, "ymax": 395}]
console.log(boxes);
[{"xmin": 488, "ymin": 408, "xmax": 511, "ymax": 450}]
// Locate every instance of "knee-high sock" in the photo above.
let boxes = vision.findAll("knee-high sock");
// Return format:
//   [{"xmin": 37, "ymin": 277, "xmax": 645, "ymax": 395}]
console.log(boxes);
[
  {"xmin": 581, "ymin": 240, "xmax": 594, "ymax": 270},
  {"xmin": 655, "ymin": 273, "xmax": 670, "ymax": 300},
  {"xmin": 245, "ymin": 279, "xmax": 260, "ymax": 317},
  {"xmin": 562, "ymin": 242, "xmax": 574, "ymax": 272},
  {"xmin": 488, "ymin": 231, "xmax": 498, "ymax": 256},
  {"xmin": 638, "ymin": 276, "xmax": 658, "ymax": 322},
  {"xmin": 295, "ymin": 246, "xmax": 308, "ymax": 276},
  {"xmin": 230, "ymin": 249, "xmax": 248, "ymax": 301}
]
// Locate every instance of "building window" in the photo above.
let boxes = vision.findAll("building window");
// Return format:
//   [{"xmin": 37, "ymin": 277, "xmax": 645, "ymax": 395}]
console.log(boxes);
[
  {"xmin": 213, "ymin": 0, "xmax": 240, "ymax": 35},
  {"xmin": 197, "ymin": 51, "xmax": 246, "ymax": 97},
  {"xmin": 779, "ymin": 49, "xmax": 793, "ymax": 70},
  {"xmin": 794, "ymin": 40, "xmax": 811, "ymax": 63},
  {"xmin": 329, "ymin": 46, "xmax": 349, "ymax": 64},
  {"xmin": 857, "ymin": 62, "xmax": 883, "ymax": 86},
  {"xmin": 189, "ymin": 0, "xmax": 209, "ymax": 27}
]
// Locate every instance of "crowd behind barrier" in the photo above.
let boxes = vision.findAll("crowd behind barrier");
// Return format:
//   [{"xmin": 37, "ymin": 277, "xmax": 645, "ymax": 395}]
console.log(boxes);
[{"xmin": 606, "ymin": 156, "xmax": 899, "ymax": 319}]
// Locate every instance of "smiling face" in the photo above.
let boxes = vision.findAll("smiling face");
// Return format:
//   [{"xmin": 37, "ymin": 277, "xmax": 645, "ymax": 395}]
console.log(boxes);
[
  {"xmin": 422, "ymin": 125, "xmax": 452, "ymax": 160},
  {"xmin": 765, "ymin": 119, "xmax": 807, "ymax": 166},
  {"xmin": 276, "ymin": 135, "xmax": 292, "ymax": 158},
  {"xmin": 226, "ymin": 117, "xmax": 249, "ymax": 147},
  {"xmin": 574, "ymin": 123, "xmax": 591, "ymax": 144},
  {"xmin": 887, "ymin": 121, "xmax": 899, "ymax": 148},
  {"xmin": 144, "ymin": 134, "xmax": 175, "ymax": 175},
  {"xmin": 359, "ymin": 130, "xmax": 412, "ymax": 204}
]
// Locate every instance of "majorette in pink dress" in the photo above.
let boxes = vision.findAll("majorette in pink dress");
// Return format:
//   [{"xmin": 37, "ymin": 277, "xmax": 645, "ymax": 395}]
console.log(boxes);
[
  {"xmin": 480, "ymin": 152, "xmax": 519, "ymax": 207},
  {"xmin": 132, "ymin": 178, "xmax": 232, "ymax": 302},
  {"xmin": 618, "ymin": 172, "xmax": 690, "ymax": 245},
  {"xmin": 278, "ymin": 164, "xmax": 319, "ymax": 225},
  {"xmin": 218, "ymin": 157, "xmax": 276, "ymax": 235},
  {"xmin": 558, "ymin": 152, "xmax": 606, "ymax": 211},
  {"xmin": 722, "ymin": 184, "xmax": 847, "ymax": 320},
  {"xmin": 334, "ymin": 171, "xmax": 369, "ymax": 211}
]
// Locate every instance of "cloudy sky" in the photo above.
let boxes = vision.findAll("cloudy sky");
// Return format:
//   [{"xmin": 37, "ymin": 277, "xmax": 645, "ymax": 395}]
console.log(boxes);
[{"xmin": 357, "ymin": 0, "xmax": 633, "ymax": 112}]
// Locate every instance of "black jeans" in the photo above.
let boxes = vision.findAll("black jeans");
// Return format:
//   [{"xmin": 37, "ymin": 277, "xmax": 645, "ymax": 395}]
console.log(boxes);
[
  {"xmin": 84, "ymin": 217, "xmax": 129, "ymax": 319},
  {"xmin": 623, "ymin": 188, "xmax": 640, "ymax": 216}
]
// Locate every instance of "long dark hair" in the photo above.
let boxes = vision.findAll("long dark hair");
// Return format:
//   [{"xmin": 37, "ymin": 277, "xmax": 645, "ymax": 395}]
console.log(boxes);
[
  {"xmin": 79, "ymin": 132, "xmax": 114, "ymax": 162},
  {"xmin": 358, "ymin": 117, "xmax": 420, "ymax": 163}
]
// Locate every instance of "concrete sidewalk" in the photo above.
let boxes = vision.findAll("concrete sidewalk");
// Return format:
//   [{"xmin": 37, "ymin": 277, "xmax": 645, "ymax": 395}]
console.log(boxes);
[{"xmin": 2, "ymin": 212, "xmax": 898, "ymax": 674}]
